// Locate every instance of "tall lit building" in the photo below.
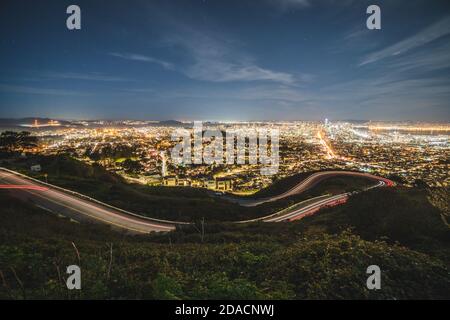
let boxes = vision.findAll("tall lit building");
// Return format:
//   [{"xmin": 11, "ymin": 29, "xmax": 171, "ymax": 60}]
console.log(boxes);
[{"xmin": 161, "ymin": 151, "xmax": 167, "ymax": 177}]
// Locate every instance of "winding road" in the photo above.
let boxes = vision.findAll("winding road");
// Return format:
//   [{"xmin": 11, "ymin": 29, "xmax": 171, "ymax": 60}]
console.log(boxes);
[
  {"xmin": 225, "ymin": 171, "xmax": 393, "ymax": 207},
  {"xmin": 0, "ymin": 168, "xmax": 177, "ymax": 233},
  {"xmin": 0, "ymin": 167, "xmax": 394, "ymax": 234}
]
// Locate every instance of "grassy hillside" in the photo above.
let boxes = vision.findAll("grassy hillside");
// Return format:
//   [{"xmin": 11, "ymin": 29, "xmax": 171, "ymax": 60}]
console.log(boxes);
[
  {"xmin": 0, "ymin": 188, "xmax": 449, "ymax": 299},
  {"xmin": 250, "ymin": 171, "xmax": 374, "ymax": 199},
  {"xmin": 293, "ymin": 187, "xmax": 450, "ymax": 263}
]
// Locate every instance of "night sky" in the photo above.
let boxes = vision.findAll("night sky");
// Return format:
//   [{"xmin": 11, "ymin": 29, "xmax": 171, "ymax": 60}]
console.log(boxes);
[{"xmin": 1, "ymin": 0, "xmax": 450, "ymax": 121}]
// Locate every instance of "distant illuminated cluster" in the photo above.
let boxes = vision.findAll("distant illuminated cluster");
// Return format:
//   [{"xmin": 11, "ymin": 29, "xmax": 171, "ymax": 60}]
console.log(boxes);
[{"xmin": 26, "ymin": 120, "xmax": 449, "ymax": 191}]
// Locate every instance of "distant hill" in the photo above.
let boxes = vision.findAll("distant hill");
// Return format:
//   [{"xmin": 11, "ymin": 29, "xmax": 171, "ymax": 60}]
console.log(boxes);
[
  {"xmin": 0, "ymin": 117, "xmax": 71, "ymax": 127},
  {"xmin": 157, "ymin": 120, "xmax": 190, "ymax": 127}
]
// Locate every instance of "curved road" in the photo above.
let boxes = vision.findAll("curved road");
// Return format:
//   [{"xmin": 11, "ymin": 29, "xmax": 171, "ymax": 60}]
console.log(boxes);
[
  {"xmin": 0, "ymin": 168, "xmax": 393, "ymax": 233},
  {"xmin": 226, "ymin": 171, "xmax": 394, "ymax": 207},
  {"xmin": 0, "ymin": 168, "xmax": 177, "ymax": 234}
]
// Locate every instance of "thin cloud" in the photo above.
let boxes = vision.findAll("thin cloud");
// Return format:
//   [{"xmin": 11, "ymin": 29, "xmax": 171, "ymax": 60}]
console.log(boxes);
[
  {"xmin": 359, "ymin": 16, "xmax": 450, "ymax": 66},
  {"xmin": 0, "ymin": 84, "xmax": 88, "ymax": 96},
  {"xmin": 265, "ymin": 0, "xmax": 310, "ymax": 10},
  {"xmin": 382, "ymin": 40, "xmax": 450, "ymax": 75},
  {"xmin": 185, "ymin": 60, "xmax": 296, "ymax": 84},
  {"xmin": 109, "ymin": 52, "xmax": 175, "ymax": 70},
  {"xmin": 45, "ymin": 71, "xmax": 130, "ymax": 82},
  {"xmin": 343, "ymin": 27, "xmax": 371, "ymax": 41},
  {"xmin": 163, "ymin": 25, "xmax": 297, "ymax": 85}
]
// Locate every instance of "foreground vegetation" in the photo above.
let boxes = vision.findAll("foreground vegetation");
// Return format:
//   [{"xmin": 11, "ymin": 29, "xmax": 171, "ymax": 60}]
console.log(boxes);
[{"xmin": 1, "ymin": 183, "xmax": 449, "ymax": 299}]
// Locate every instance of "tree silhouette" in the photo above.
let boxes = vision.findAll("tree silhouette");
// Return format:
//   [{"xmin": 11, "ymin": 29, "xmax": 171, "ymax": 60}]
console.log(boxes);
[{"xmin": 0, "ymin": 131, "xmax": 38, "ymax": 153}]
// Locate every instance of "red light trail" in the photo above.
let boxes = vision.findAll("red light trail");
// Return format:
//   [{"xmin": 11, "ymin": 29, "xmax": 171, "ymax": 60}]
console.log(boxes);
[{"xmin": 0, "ymin": 185, "xmax": 49, "ymax": 191}]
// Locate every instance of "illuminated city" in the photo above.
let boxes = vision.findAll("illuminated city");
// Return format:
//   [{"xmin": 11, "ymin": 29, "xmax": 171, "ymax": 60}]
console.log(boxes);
[{"xmin": 12, "ymin": 118, "xmax": 449, "ymax": 192}]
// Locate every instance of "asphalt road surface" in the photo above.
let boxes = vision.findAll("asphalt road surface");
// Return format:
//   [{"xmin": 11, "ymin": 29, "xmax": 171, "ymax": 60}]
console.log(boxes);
[{"xmin": 0, "ymin": 169, "xmax": 176, "ymax": 234}]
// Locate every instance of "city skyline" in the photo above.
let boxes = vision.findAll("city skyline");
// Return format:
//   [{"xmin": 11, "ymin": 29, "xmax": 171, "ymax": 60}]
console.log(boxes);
[{"xmin": 1, "ymin": 0, "xmax": 450, "ymax": 121}]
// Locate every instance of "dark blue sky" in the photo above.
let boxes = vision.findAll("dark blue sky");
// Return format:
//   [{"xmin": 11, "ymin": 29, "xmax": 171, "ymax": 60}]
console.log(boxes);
[{"xmin": 1, "ymin": 0, "xmax": 449, "ymax": 121}]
